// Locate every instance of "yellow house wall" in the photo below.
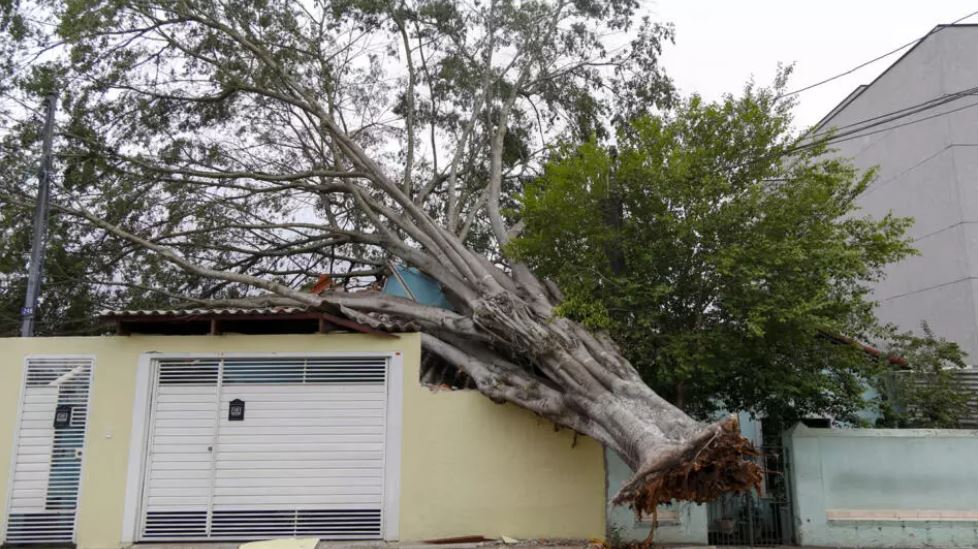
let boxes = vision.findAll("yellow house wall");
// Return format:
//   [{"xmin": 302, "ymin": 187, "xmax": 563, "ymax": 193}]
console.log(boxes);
[
  {"xmin": 0, "ymin": 333, "xmax": 604, "ymax": 548},
  {"xmin": 399, "ymin": 381, "xmax": 605, "ymax": 541}
]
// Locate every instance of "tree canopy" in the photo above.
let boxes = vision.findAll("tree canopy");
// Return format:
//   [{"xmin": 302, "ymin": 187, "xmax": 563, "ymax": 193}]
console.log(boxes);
[
  {"xmin": 0, "ymin": 0, "xmax": 675, "ymax": 329},
  {"xmin": 0, "ymin": 0, "xmax": 767, "ymax": 510},
  {"xmin": 510, "ymin": 81, "xmax": 971, "ymax": 427}
]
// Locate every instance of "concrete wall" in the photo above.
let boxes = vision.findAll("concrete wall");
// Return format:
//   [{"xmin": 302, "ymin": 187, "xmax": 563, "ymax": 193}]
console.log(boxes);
[
  {"xmin": 605, "ymin": 449, "xmax": 708, "ymax": 545},
  {"xmin": 786, "ymin": 423, "xmax": 978, "ymax": 547},
  {"xmin": 0, "ymin": 334, "xmax": 605, "ymax": 549},
  {"xmin": 819, "ymin": 26, "xmax": 978, "ymax": 358}
]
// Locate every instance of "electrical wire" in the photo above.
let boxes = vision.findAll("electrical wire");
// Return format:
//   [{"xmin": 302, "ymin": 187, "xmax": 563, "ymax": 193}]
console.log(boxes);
[
  {"xmin": 783, "ymin": 8, "xmax": 978, "ymax": 97},
  {"xmin": 820, "ymin": 98, "xmax": 978, "ymax": 148},
  {"xmin": 748, "ymin": 84, "xmax": 978, "ymax": 176},
  {"xmin": 815, "ymin": 84, "xmax": 978, "ymax": 135},
  {"xmin": 787, "ymin": 85, "xmax": 978, "ymax": 155},
  {"xmin": 793, "ymin": 95, "xmax": 978, "ymax": 156}
]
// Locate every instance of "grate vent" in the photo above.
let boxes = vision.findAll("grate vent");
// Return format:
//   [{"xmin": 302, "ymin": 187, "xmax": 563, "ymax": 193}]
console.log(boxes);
[
  {"xmin": 4, "ymin": 513, "xmax": 75, "ymax": 543},
  {"xmin": 158, "ymin": 359, "xmax": 220, "ymax": 385},
  {"xmin": 157, "ymin": 357, "xmax": 386, "ymax": 385},
  {"xmin": 211, "ymin": 509, "xmax": 382, "ymax": 539},
  {"xmin": 142, "ymin": 509, "xmax": 381, "ymax": 540},
  {"xmin": 142, "ymin": 511, "xmax": 208, "ymax": 539},
  {"xmin": 223, "ymin": 357, "xmax": 386, "ymax": 384}
]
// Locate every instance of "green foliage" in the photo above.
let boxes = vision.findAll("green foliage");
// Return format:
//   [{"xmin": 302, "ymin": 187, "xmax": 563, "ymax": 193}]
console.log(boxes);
[
  {"xmin": 0, "ymin": 0, "xmax": 679, "ymax": 325},
  {"xmin": 874, "ymin": 324, "xmax": 972, "ymax": 428},
  {"xmin": 0, "ymin": 156, "xmax": 222, "ymax": 336},
  {"xmin": 511, "ymin": 77, "xmax": 970, "ymax": 426},
  {"xmin": 0, "ymin": 190, "xmax": 102, "ymax": 335},
  {"xmin": 606, "ymin": 523, "xmax": 625, "ymax": 549}
]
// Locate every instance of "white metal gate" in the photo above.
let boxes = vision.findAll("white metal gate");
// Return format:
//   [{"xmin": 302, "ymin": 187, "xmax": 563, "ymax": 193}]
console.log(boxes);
[
  {"xmin": 3, "ymin": 356, "xmax": 94, "ymax": 544},
  {"xmin": 139, "ymin": 356, "xmax": 388, "ymax": 541}
]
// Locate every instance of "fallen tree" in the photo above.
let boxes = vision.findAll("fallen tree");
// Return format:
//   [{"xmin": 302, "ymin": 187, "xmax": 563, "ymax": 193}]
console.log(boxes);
[{"xmin": 0, "ymin": 0, "xmax": 761, "ymax": 507}]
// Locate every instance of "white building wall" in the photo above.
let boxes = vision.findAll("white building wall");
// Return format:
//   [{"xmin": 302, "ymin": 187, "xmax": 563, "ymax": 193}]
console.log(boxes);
[{"xmin": 819, "ymin": 26, "xmax": 978, "ymax": 358}]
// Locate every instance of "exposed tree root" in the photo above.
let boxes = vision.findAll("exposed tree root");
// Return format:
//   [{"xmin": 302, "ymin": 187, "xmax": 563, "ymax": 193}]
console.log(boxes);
[{"xmin": 612, "ymin": 415, "xmax": 763, "ymax": 531}]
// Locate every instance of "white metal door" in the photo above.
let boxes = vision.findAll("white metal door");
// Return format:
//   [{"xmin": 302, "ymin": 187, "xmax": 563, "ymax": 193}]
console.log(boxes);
[
  {"xmin": 140, "ymin": 356, "xmax": 387, "ymax": 541},
  {"xmin": 3, "ymin": 357, "xmax": 94, "ymax": 544},
  {"xmin": 140, "ymin": 358, "xmax": 220, "ymax": 539}
]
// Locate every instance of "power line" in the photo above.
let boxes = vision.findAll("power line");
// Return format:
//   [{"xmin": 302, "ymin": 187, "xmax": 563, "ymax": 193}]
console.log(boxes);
[
  {"xmin": 815, "ymin": 84, "xmax": 978, "ymax": 135},
  {"xmin": 749, "ymin": 84, "xmax": 978, "ymax": 176},
  {"xmin": 787, "ymin": 85, "xmax": 978, "ymax": 155},
  {"xmin": 818, "ymin": 92, "xmax": 978, "ymax": 144},
  {"xmin": 783, "ymin": 9, "xmax": 978, "ymax": 97},
  {"xmin": 820, "ymin": 97, "xmax": 978, "ymax": 148}
]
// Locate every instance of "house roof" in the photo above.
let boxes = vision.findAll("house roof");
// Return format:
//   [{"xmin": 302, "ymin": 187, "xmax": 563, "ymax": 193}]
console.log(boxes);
[
  {"xmin": 101, "ymin": 306, "xmax": 307, "ymax": 318},
  {"xmin": 99, "ymin": 303, "xmax": 400, "ymax": 338},
  {"xmin": 100, "ymin": 262, "xmax": 453, "ymax": 337}
]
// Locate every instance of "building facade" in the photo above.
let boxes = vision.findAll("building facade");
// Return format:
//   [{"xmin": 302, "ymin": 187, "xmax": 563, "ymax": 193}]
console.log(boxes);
[
  {"xmin": 0, "ymin": 332, "xmax": 605, "ymax": 548},
  {"xmin": 816, "ymin": 24, "xmax": 978, "ymax": 426},
  {"xmin": 817, "ymin": 25, "xmax": 978, "ymax": 359}
]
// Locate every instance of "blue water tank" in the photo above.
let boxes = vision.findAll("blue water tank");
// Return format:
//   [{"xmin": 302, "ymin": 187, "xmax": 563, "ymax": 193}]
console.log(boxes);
[{"xmin": 382, "ymin": 265, "xmax": 454, "ymax": 310}]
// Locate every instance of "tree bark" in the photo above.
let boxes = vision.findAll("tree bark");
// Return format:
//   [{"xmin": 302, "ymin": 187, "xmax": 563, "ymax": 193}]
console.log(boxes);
[{"xmin": 432, "ymin": 290, "xmax": 736, "ymax": 489}]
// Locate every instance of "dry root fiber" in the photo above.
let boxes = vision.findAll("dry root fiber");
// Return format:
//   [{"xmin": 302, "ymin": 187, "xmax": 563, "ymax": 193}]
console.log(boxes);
[{"xmin": 612, "ymin": 416, "xmax": 764, "ymax": 547}]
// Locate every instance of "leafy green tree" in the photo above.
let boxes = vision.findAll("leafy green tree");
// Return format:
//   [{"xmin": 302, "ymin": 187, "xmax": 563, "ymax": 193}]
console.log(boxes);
[
  {"xmin": 511, "ymin": 79, "xmax": 971, "ymax": 426},
  {"xmin": 875, "ymin": 324, "xmax": 971, "ymax": 428},
  {"xmin": 0, "ymin": 148, "xmax": 245, "ymax": 336},
  {"xmin": 0, "ymin": 210, "xmax": 102, "ymax": 336},
  {"xmin": 0, "ymin": 144, "xmax": 107, "ymax": 335}
]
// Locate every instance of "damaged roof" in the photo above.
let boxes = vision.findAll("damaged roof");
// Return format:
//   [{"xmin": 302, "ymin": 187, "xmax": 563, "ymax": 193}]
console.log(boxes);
[
  {"xmin": 100, "ymin": 305, "xmax": 308, "ymax": 318},
  {"xmin": 99, "ymin": 261, "xmax": 452, "ymax": 338},
  {"xmin": 99, "ymin": 302, "xmax": 401, "ymax": 338}
]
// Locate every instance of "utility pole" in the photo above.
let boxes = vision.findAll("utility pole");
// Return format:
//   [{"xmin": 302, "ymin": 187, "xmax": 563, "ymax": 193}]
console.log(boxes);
[{"xmin": 20, "ymin": 92, "xmax": 57, "ymax": 337}]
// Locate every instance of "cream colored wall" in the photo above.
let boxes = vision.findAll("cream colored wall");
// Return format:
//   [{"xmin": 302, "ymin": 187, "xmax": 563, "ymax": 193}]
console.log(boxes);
[
  {"xmin": 0, "ymin": 345, "xmax": 23, "ymax": 545},
  {"xmin": 0, "ymin": 332, "xmax": 605, "ymax": 548},
  {"xmin": 398, "ymin": 357, "xmax": 606, "ymax": 541}
]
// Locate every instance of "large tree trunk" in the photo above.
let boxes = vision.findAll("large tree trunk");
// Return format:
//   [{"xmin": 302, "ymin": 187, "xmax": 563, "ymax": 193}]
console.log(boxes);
[
  {"xmin": 331, "ymin": 259, "xmax": 763, "ymax": 511},
  {"xmin": 425, "ymin": 292, "xmax": 762, "ymax": 510}
]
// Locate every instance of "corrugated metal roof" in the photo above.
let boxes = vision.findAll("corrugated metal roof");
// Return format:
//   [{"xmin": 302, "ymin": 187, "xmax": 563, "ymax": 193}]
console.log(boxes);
[
  {"xmin": 99, "ymin": 306, "xmax": 309, "ymax": 318},
  {"xmin": 97, "ymin": 280, "xmax": 432, "ymax": 334},
  {"xmin": 99, "ymin": 303, "xmax": 402, "ymax": 338}
]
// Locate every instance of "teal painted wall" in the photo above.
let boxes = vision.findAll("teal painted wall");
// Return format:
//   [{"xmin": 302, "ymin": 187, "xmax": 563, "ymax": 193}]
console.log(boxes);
[
  {"xmin": 786, "ymin": 424, "xmax": 978, "ymax": 547},
  {"xmin": 605, "ymin": 449, "xmax": 708, "ymax": 544}
]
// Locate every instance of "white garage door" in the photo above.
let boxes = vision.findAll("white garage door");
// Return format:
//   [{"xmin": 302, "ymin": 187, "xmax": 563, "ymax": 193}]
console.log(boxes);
[{"xmin": 139, "ymin": 356, "xmax": 388, "ymax": 541}]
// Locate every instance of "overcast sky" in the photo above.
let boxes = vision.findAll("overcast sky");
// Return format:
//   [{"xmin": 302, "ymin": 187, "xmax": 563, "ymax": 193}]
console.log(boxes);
[{"xmin": 648, "ymin": 1, "xmax": 978, "ymax": 130}]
